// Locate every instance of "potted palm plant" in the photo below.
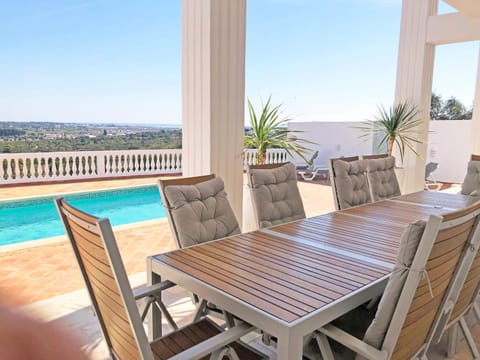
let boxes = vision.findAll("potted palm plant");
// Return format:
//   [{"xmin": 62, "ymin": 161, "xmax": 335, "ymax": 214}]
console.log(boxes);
[
  {"xmin": 356, "ymin": 101, "xmax": 424, "ymax": 162},
  {"xmin": 243, "ymin": 96, "xmax": 313, "ymax": 232},
  {"xmin": 244, "ymin": 96, "xmax": 313, "ymax": 165}
]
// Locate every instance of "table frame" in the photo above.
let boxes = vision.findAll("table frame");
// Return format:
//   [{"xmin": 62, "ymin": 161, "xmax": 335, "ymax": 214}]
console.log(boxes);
[{"xmin": 147, "ymin": 191, "xmax": 469, "ymax": 359}]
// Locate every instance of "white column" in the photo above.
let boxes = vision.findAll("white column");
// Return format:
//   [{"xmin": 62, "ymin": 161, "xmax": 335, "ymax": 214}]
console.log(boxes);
[
  {"xmin": 471, "ymin": 45, "xmax": 480, "ymax": 155},
  {"xmin": 182, "ymin": 0, "xmax": 246, "ymax": 222},
  {"xmin": 394, "ymin": 0, "xmax": 438, "ymax": 193}
]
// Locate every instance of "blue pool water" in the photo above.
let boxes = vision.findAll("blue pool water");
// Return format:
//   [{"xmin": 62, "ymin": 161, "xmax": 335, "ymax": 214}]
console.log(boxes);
[{"xmin": 0, "ymin": 186, "xmax": 166, "ymax": 246}]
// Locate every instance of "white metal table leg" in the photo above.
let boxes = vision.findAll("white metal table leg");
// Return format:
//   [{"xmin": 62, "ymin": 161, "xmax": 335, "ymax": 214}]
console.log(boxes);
[
  {"xmin": 276, "ymin": 332, "xmax": 304, "ymax": 360},
  {"xmin": 147, "ymin": 258, "xmax": 162, "ymax": 340},
  {"xmin": 447, "ymin": 323, "xmax": 459, "ymax": 358}
]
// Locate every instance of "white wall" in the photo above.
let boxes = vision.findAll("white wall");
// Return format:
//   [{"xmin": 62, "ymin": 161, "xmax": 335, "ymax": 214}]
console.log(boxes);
[
  {"xmin": 288, "ymin": 119, "xmax": 472, "ymax": 184},
  {"xmin": 427, "ymin": 120, "xmax": 471, "ymax": 183},
  {"xmin": 287, "ymin": 121, "xmax": 373, "ymax": 166}
]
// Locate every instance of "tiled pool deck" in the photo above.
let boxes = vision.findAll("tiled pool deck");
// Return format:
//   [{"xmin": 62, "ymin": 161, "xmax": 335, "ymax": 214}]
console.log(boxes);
[{"xmin": 0, "ymin": 176, "xmax": 335, "ymax": 306}]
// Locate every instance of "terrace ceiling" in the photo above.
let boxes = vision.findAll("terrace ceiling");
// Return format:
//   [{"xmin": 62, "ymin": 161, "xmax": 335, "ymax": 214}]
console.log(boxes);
[{"xmin": 443, "ymin": 0, "xmax": 480, "ymax": 18}]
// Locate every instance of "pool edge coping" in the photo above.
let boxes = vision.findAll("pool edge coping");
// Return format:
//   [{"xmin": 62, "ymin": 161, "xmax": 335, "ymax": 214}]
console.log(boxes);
[{"xmin": 0, "ymin": 182, "xmax": 158, "ymax": 204}]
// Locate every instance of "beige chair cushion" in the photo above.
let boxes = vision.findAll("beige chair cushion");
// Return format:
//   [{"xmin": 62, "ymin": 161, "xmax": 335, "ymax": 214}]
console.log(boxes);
[
  {"xmin": 164, "ymin": 177, "xmax": 240, "ymax": 248},
  {"xmin": 461, "ymin": 160, "xmax": 480, "ymax": 195},
  {"xmin": 467, "ymin": 189, "xmax": 480, "ymax": 205},
  {"xmin": 333, "ymin": 159, "xmax": 371, "ymax": 209},
  {"xmin": 366, "ymin": 156, "xmax": 401, "ymax": 201},
  {"xmin": 359, "ymin": 220, "xmax": 426, "ymax": 353},
  {"xmin": 248, "ymin": 163, "xmax": 306, "ymax": 228}
]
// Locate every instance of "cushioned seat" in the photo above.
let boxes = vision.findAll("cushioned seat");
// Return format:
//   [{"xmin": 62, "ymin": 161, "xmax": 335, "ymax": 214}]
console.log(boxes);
[
  {"xmin": 365, "ymin": 156, "xmax": 401, "ymax": 201},
  {"xmin": 159, "ymin": 175, "xmax": 241, "ymax": 248},
  {"xmin": 329, "ymin": 157, "xmax": 371, "ymax": 210},
  {"xmin": 247, "ymin": 162, "xmax": 305, "ymax": 229},
  {"xmin": 461, "ymin": 159, "xmax": 480, "ymax": 196}
]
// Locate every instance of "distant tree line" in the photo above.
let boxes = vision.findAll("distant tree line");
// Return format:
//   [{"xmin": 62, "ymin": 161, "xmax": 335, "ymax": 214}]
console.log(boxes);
[
  {"xmin": 430, "ymin": 92, "xmax": 473, "ymax": 120},
  {"xmin": 0, "ymin": 129, "xmax": 26, "ymax": 137},
  {"xmin": 1, "ymin": 130, "xmax": 182, "ymax": 153}
]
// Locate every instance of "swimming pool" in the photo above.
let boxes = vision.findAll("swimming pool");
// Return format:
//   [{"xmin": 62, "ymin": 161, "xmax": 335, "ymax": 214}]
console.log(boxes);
[{"xmin": 0, "ymin": 185, "xmax": 166, "ymax": 247}]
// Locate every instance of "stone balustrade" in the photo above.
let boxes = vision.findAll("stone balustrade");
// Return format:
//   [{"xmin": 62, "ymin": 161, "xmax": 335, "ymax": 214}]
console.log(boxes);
[{"xmin": 0, "ymin": 148, "xmax": 288, "ymax": 184}]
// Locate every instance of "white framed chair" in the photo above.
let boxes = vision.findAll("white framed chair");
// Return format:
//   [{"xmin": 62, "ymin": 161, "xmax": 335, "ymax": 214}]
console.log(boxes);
[
  {"xmin": 158, "ymin": 174, "xmax": 242, "ymax": 321},
  {"xmin": 312, "ymin": 201, "xmax": 480, "ymax": 360},
  {"xmin": 246, "ymin": 162, "xmax": 305, "ymax": 229},
  {"xmin": 425, "ymin": 209, "xmax": 480, "ymax": 359},
  {"xmin": 55, "ymin": 197, "xmax": 264, "ymax": 360},
  {"xmin": 328, "ymin": 156, "xmax": 371, "ymax": 210}
]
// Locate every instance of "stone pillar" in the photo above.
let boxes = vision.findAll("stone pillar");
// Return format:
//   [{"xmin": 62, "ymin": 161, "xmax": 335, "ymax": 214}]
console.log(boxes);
[
  {"xmin": 182, "ymin": 0, "xmax": 246, "ymax": 222},
  {"xmin": 394, "ymin": 0, "xmax": 438, "ymax": 193},
  {"xmin": 471, "ymin": 45, "xmax": 480, "ymax": 155}
]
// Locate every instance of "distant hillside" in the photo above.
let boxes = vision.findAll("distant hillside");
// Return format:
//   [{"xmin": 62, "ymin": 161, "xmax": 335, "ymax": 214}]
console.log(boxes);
[{"xmin": 0, "ymin": 122, "xmax": 182, "ymax": 153}]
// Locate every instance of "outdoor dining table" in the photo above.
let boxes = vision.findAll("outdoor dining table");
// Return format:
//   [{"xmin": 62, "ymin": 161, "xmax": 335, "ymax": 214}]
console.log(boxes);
[{"xmin": 147, "ymin": 190, "xmax": 471, "ymax": 360}]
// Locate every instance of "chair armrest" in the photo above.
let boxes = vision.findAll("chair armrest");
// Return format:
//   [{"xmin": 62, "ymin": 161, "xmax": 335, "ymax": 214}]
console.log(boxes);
[
  {"xmin": 168, "ymin": 322, "xmax": 255, "ymax": 360},
  {"xmin": 133, "ymin": 280, "xmax": 176, "ymax": 300},
  {"xmin": 317, "ymin": 324, "xmax": 389, "ymax": 360}
]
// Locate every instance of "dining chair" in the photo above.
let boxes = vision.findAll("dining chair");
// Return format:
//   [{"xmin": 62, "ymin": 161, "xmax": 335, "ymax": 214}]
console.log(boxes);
[
  {"xmin": 365, "ymin": 155, "xmax": 401, "ymax": 201},
  {"xmin": 328, "ymin": 156, "xmax": 371, "ymax": 210},
  {"xmin": 158, "ymin": 174, "xmax": 241, "ymax": 321},
  {"xmin": 425, "ymin": 205, "xmax": 480, "ymax": 358},
  {"xmin": 461, "ymin": 154, "xmax": 480, "ymax": 196},
  {"xmin": 246, "ymin": 162, "xmax": 305, "ymax": 229},
  {"xmin": 313, "ymin": 200, "xmax": 480, "ymax": 360},
  {"xmin": 55, "ymin": 197, "xmax": 263, "ymax": 360},
  {"xmin": 158, "ymin": 174, "xmax": 241, "ymax": 249}
]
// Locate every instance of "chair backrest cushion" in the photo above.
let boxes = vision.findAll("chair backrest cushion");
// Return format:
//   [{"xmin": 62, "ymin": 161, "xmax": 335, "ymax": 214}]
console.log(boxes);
[
  {"xmin": 163, "ymin": 177, "xmax": 240, "ymax": 247},
  {"xmin": 360, "ymin": 220, "xmax": 426, "ymax": 352},
  {"xmin": 366, "ymin": 156, "xmax": 401, "ymax": 201},
  {"xmin": 332, "ymin": 159, "xmax": 371, "ymax": 210},
  {"xmin": 461, "ymin": 160, "xmax": 480, "ymax": 195},
  {"xmin": 467, "ymin": 189, "xmax": 480, "ymax": 206},
  {"xmin": 248, "ymin": 162, "xmax": 305, "ymax": 228}
]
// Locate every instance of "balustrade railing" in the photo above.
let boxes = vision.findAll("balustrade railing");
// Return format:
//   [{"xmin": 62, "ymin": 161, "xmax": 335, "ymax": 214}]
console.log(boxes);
[
  {"xmin": 243, "ymin": 148, "xmax": 288, "ymax": 168},
  {"xmin": 0, "ymin": 148, "xmax": 288, "ymax": 185},
  {"xmin": 0, "ymin": 149, "xmax": 182, "ymax": 185}
]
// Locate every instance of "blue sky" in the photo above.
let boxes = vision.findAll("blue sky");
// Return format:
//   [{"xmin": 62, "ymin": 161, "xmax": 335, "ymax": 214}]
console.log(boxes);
[{"xmin": 0, "ymin": 0, "xmax": 478, "ymax": 125}]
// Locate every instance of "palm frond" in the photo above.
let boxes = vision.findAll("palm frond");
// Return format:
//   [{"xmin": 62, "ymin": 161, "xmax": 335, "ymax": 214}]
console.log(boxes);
[
  {"xmin": 244, "ymin": 96, "xmax": 315, "ymax": 164},
  {"xmin": 355, "ymin": 101, "xmax": 424, "ymax": 162}
]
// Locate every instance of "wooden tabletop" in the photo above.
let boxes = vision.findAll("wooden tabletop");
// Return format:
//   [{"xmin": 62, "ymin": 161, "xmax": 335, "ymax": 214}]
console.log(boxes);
[
  {"xmin": 390, "ymin": 190, "xmax": 470, "ymax": 210},
  {"xmin": 153, "ymin": 228, "xmax": 393, "ymax": 323},
  {"xmin": 149, "ymin": 190, "xmax": 469, "ymax": 358}
]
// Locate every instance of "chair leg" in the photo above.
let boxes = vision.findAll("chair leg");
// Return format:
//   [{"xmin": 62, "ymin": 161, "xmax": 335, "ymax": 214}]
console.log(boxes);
[
  {"xmin": 459, "ymin": 317, "xmax": 480, "ymax": 359},
  {"xmin": 153, "ymin": 296, "xmax": 178, "ymax": 330},
  {"xmin": 140, "ymin": 296, "xmax": 155, "ymax": 321},
  {"xmin": 474, "ymin": 303, "xmax": 480, "ymax": 322},
  {"xmin": 315, "ymin": 332, "xmax": 335, "ymax": 360},
  {"xmin": 447, "ymin": 323, "xmax": 459, "ymax": 358},
  {"xmin": 261, "ymin": 332, "xmax": 272, "ymax": 346},
  {"xmin": 223, "ymin": 311, "xmax": 235, "ymax": 329},
  {"xmin": 209, "ymin": 346, "xmax": 240, "ymax": 360},
  {"xmin": 193, "ymin": 299, "xmax": 208, "ymax": 322}
]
